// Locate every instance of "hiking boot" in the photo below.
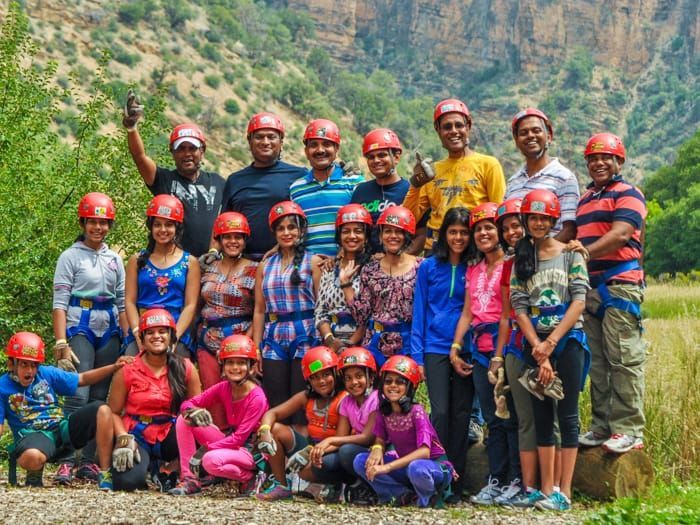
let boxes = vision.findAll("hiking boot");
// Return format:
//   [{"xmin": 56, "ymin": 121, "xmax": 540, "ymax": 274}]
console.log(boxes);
[
  {"xmin": 25, "ymin": 468, "xmax": 44, "ymax": 488},
  {"xmin": 54, "ymin": 463, "xmax": 73, "ymax": 485},
  {"xmin": 168, "ymin": 476, "xmax": 202, "ymax": 496},
  {"xmin": 535, "ymin": 491, "xmax": 571, "ymax": 511},
  {"xmin": 469, "ymin": 477, "xmax": 501, "ymax": 505},
  {"xmin": 255, "ymin": 476, "xmax": 292, "ymax": 501},
  {"xmin": 98, "ymin": 470, "xmax": 113, "ymax": 491},
  {"xmin": 468, "ymin": 420, "xmax": 484, "ymax": 444},
  {"xmin": 76, "ymin": 462, "xmax": 100, "ymax": 482},
  {"xmin": 579, "ymin": 430, "xmax": 609, "ymax": 447},
  {"xmin": 602, "ymin": 434, "xmax": 644, "ymax": 454},
  {"xmin": 493, "ymin": 478, "xmax": 522, "ymax": 506}
]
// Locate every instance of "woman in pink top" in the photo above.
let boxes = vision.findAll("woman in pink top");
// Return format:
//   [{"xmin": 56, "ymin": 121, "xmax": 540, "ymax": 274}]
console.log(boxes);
[
  {"xmin": 108, "ymin": 309, "xmax": 201, "ymax": 491},
  {"xmin": 169, "ymin": 334, "xmax": 268, "ymax": 496},
  {"xmin": 452, "ymin": 203, "xmax": 520, "ymax": 505}
]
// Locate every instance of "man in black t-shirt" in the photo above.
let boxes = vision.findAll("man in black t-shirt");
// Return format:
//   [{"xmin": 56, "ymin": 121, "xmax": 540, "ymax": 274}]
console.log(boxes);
[
  {"xmin": 221, "ymin": 112, "xmax": 306, "ymax": 260},
  {"xmin": 123, "ymin": 94, "xmax": 224, "ymax": 257}
]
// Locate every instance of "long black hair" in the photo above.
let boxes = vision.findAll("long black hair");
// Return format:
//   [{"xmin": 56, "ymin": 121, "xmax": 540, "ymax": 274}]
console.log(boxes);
[
  {"xmin": 513, "ymin": 214, "xmax": 557, "ymax": 282},
  {"xmin": 137, "ymin": 217, "xmax": 184, "ymax": 270},
  {"xmin": 498, "ymin": 214, "xmax": 523, "ymax": 254},
  {"xmin": 335, "ymin": 223, "xmax": 372, "ymax": 268},
  {"xmin": 272, "ymin": 214, "xmax": 308, "ymax": 286},
  {"xmin": 433, "ymin": 206, "xmax": 473, "ymax": 263},
  {"xmin": 139, "ymin": 327, "xmax": 187, "ymax": 412}
]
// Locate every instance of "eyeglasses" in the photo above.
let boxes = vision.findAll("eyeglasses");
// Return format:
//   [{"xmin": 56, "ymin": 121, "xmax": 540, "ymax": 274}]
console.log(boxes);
[{"xmin": 383, "ymin": 377, "xmax": 408, "ymax": 386}]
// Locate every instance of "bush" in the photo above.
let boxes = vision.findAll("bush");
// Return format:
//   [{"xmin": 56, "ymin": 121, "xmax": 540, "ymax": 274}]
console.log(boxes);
[
  {"xmin": 117, "ymin": 2, "xmax": 148, "ymax": 25},
  {"xmin": 223, "ymin": 98, "xmax": 240, "ymax": 115},
  {"xmin": 204, "ymin": 74, "xmax": 221, "ymax": 89},
  {"xmin": 200, "ymin": 43, "xmax": 222, "ymax": 62}
]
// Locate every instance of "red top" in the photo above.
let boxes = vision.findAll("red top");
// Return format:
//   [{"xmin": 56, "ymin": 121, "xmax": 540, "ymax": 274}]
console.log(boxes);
[
  {"xmin": 122, "ymin": 355, "xmax": 193, "ymax": 444},
  {"xmin": 306, "ymin": 391, "xmax": 348, "ymax": 442}
]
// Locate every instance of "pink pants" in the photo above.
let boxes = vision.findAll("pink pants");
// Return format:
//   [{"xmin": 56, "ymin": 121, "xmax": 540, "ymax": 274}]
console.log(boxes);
[
  {"xmin": 195, "ymin": 349, "xmax": 228, "ymax": 430},
  {"xmin": 175, "ymin": 415, "xmax": 255, "ymax": 482}
]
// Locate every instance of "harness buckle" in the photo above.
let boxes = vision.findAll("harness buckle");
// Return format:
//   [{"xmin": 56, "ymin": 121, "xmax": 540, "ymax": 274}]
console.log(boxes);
[
  {"xmin": 373, "ymin": 320, "xmax": 385, "ymax": 332},
  {"xmin": 79, "ymin": 299, "xmax": 94, "ymax": 309},
  {"xmin": 268, "ymin": 313, "xmax": 278, "ymax": 322}
]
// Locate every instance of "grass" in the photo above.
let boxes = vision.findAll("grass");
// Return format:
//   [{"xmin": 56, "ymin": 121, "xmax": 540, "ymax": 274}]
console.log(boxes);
[{"xmin": 643, "ymin": 283, "xmax": 700, "ymax": 319}]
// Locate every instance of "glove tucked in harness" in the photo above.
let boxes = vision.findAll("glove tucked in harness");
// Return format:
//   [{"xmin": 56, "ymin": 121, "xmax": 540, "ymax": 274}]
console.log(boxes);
[{"xmin": 262, "ymin": 310, "xmax": 316, "ymax": 361}]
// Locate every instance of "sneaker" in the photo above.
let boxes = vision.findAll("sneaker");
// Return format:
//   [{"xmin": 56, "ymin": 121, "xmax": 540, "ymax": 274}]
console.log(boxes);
[
  {"xmin": 75, "ymin": 462, "xmax": 100, "ymax": 482},
  {"xmin": 509, "ymin": 488, "xmax": 547, "ymax": 508},
  {"xmin": 493, "ymin": 478, "xmax": 522, "ymax": 506},
  {"xmin": 54, "ymin": 463, "xmax": 73, "ymax": 485},
  {"xmin": 235, "ymin": 475, "xmax": 259, "ymax": 498},
  {"xmin": 98, "ymin": 470, "xmax": 113, "ymax": 491},
  {"xmin": 579, "ymin": 430, "xmax": 609, "ymax": 447},
  {"xmin": 468, "ymin": 420, "xmax": 484, "ymax": 444},
  {"xmin": 199, "ymin": 474, "xmax": 219, "ymax": 488},
  {"xmin": 535, "ymin": 491, "xmax": 571, "ymax": 511},
  {"xmin": 256, "ymin": 477, "xmax": 292, "ymax": 501},
  {"xmin": 343, "ymin": 481, "xmax": 378, "ymax": 506},
  {"xmin": 602, "ymin": 434, "xmax": 644, "ymax": 454},
  {"xmin": 469, "ymin": 477, "xmax": 501, "ymax": 505},
  {"xmin": 25, "ymin": 468, "xmax": 44, "ymax": 488},
  {"xmin": 168, "ymin": 476, "xmax": 202, "ymax": 496}
]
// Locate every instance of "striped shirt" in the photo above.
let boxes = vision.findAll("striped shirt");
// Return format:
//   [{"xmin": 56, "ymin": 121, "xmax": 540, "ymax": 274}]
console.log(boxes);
[
  {"xmin": 290, "ymin": 165, "xmax": 364, "ymax": 256},
  {"xmin": 576, "ymin": 177, "xmax": 647, "ymax": 284},
  {"xmin": 505, "ymin": 158, "xmax": 580, "ymax": 233}
]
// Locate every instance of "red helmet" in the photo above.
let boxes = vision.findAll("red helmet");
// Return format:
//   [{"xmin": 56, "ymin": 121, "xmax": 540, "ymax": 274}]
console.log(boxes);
[
  {"xmin": 139, "ymin": 308, "xmax": 176, "ymax": 333},
  {"xmin": 362, "ymin": 128, "xmax": 402, "ymax": 156},
  {"xmin": 336, "ymin": 204, "xmax": 373, "ymax": 229},
  {"xmin": 521, "ymin": 189, "xmax": 561, "ymax": 219},
  {"xmin": 377, "ymin": 205, "xmax": 416, "ymax": 236},
  {"xmin": 469, "ymin": 202, "xmax": 499, "ymax": 228},
  {"xmin": 496, "ymin": 198, "xmax": 523, "ymax": 223},
  {"xmin": 247, "ymin": 112, "xmax": 285, "ymax": 137},
  {"xmin": 219, "ymin": 334, "xmax": 258, "ymax": 362},
  {"xmin": 301, "ymin": 346, "xmax": 338, "ymax": 381},
  {"xmin": 268, "ymin": 200, "xmax": 306, "ymax": 229},
  {"xmin": 380, "ymin": 355, "xmax": 421, "ymax": 388},
  {"xmin": 584, "ymin": 132, "xmax": 626, "ymax": 162},
  {"xmin": 78, "ymin": 192, "xmax": 116, "ymax": 220},
  {"xmin": 303, "ymin": 119, "xmax": 340, "ymax": 145},
  {"xmin": 213, "ymin": 212, "xmax": 250, "ymax": 238},
  {"xmin": 433, "ymin": 98, "xmax": 471, "ymax": 127},
  {"xmin": 511, "ymin": 108, "xmax": 553, "ymax": 139},
  {"xmin": 6, "ymin": 332, "xmax": 45, "ymax": 363},
  {"xmin": 169, "ymin": 123, "xmax": 206, "ymax": 150},
  {"xmin": 338, "ymin": 347, "xmax": 377, "ymax": 373},
  {"xmin": 147, "ymin": 194, "xmax": 184, "ymax": 223}
]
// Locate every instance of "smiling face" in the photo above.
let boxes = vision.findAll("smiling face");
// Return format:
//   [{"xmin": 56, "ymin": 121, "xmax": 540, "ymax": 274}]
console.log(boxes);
[
  {"xmin": 514, "ymin": 116, "xmax": 550, "ymax": 159},
  {"xmin": 222, "ymin": 357, "xmax": 250, "ymax": 383},
  {"xmin": 365, "ymin": 149, "xmax": 400, "ymax": 179},
  {"xmin": 274, "ymin": 216, "xmax": 301, "ymax": 249},
  {"xmin": 248, "ymin": 129, "xmax": 283, "ymax": 166},
  {"xmin": 340, "ymin": 223, "xmax": 367, "ymax": 255},
  {"xmin": 308, "ymin": 368, "xmax": 336, "ymax": 397},
  {"xmin": 81, "ymin": 218, "xmax": 111, "ymax": 247},
  {"xmin": 142, "ymin": 326, "xmax": 172, "ymax": 355},
  {"xmin": 304, "ymin": 138, "xmax": 338, "ymax": 171},
  {"xmin": 586, "ymin": 153, "xmax": 621, "ymax": 189},
  {"xmin": 526, "ymin": 214, "xmax": 555, "ymax": 240},
  {"xmin": 382, "ymin": 372, "xmax": 408, "ymax": 402},
  {"xmin": 437, "ymin": 113, "xmax": 470, "ymax": 154},
  {"xmin": 172, "ymin": 142, "xmax": 203, "ymax": 177},
  {"xmin": 445, "ymin": 223, "xmax": 470, "ymax": 255},
  {"xmin": 380, "ymin": 225, "xmax": 406, "ymax": 254},
  {"xmin": 151, "ymin": 217, "xmax": 178, "ymax": 246},
  {"xmin": 343, "ymin": 366, "xmax": 369, "ymax": 398},
  {"xmin": 473, "ymin": 219, "xmax": 499, "ymax": 253},
  {"xmin": 219, "ymin": 232, "xmax": 246, "ymax": 259},
  {"xmin": 500, "ymin": 215, "xmax": 524, "ymax": 248}
]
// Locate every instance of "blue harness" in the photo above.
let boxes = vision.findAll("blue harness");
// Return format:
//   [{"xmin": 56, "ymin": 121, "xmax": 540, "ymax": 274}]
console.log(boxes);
[
  {"xmin": 366, "ymin": 319, "xmax": 412, "ymax": 367},
  {"xmin": 589, "ymin": 260, "xmax": 642, "ymax": 321},
  {"xmin": 330, "ymin": 312, "xmax": 356, "ymax": 333},
  {"xmin": 128, "ymin": 414, "xmax": 176, "ymax": 459},
  {"xmin": 198, "ymin": 315, "xmax": 253, "ymax": 354},
  {"xmin": 262, "ymin": 309, "xmax": 316, "ymax": 361},
  {"xmin": 462, "ymin": 322, "xmax": 500, "ymax": 368},
  {"xmin": 67, "ymin": 296, "xmax": 119, "ymax": 348},
  {"xmin": 529, "ymin": 303, "xmax": 591, "ymax": 391},
  {"xmin": 503, "ymin": 319, "xmax": 524, "ymax": 362}
]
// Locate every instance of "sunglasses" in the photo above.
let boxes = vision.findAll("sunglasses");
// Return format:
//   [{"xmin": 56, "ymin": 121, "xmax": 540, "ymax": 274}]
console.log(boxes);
[{"xmin": 383, "ymin": 377, "xmax": 408, "ymax": 387}]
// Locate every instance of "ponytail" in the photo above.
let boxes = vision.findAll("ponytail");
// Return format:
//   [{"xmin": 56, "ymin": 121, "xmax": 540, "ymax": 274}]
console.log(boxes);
[
  {"xmin": 514, "ymin": 232, "xmax": 537, "ymax": 282},
  {"xmin": 166, "ymin": 329, "xmax": 187, "ymax": 412}
]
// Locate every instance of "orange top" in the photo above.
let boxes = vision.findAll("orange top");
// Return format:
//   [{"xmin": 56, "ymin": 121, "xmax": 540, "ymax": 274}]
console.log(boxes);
[{"xmin": 306, "ymin": 391, "xmax": 348, "ymax": 442}]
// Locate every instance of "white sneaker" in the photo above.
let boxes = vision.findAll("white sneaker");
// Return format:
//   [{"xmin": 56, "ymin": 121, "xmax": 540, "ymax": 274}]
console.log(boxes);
[
  {"xmin": 602, "ymin": 434, "xmax": 643, "ymax": 454},
  {"xmin": 493, "ymin": 478, "xmax": 522, "ymax": 506},
  {"xmin": 470, "ymin": 477, "xmax": 501, "ymax": 505},
  {"xmin": 579, "ymin": 430, "xmax": 609, "ymax": 447}
]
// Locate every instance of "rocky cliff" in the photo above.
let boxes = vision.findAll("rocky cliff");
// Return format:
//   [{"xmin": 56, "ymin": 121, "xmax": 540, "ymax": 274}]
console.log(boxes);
[{"xmin": 284, "ymin": 0, "xmax": 699, "ymax": 76}]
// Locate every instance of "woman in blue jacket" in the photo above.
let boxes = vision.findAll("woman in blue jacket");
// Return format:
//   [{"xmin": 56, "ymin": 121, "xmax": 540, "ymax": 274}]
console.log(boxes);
[{"xmin": 410, "ymin": 206, "xmax": 473, "ymax": 501}]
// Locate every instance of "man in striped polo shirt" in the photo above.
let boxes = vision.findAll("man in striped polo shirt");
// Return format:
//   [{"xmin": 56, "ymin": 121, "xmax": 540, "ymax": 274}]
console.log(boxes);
[
  {"xmin": 505, "ymin": 108, "xmax": 579, "ymax": 242},
  {"xmin": 290, "ymin": 119, "xmax": 364, "ymax": 256},
  {"xmin": 575, "ymin": 133, "xmax": 647, "ymax": 454}
]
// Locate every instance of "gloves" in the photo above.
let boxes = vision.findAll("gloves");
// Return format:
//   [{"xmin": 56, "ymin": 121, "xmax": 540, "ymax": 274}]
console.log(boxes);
[
  {"xmin": 189, "ymin": 445, "xmax": 208, "ymax": 477},
  {"xmin": 54, "ymin": 341, "xmax": 80, "ymax": 373},
  {"xmin": 286, "ymin": 445, "xmax": 312, "ymax": 474},
  {"xmin": 518, "ymin": 367, "xmax": 545, "ymax": 401},
  {"xmin": 409, "ymin": 152, "xmax": 435, "ymax": 187},
  {"xmin": 491, "ymin": 368, "xmax": 511, "ymax": 420},
  {"xmin": 112, "ymin": 434, "xmax": 141, "ymax": 472},
  {"xmin": 184, "ymin": 407, "xmax": 213, "ymax": 427},
  {"xmin": 123, "ymin": 89, "xmax": 144, "ymax": 129},
  {"xmin": 543, "ymin": 374, "xmax": 565, "ymax": 401},
  {"xmin": 339, "ymin": 160, "xmax": 362, "ymax": 178},
  {"xmin": 198, "ymin": 249, "xmax": 221, "ymax": 270},
  {"xmin": 257, "ymin": 429, "xmax": 277, "ymax": 456}
]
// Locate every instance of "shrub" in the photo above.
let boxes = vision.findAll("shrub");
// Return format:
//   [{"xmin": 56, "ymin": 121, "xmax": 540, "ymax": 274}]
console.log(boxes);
[
  {"xmin": 223, "ymin": 98, "xmax": 240, "ymax": 115},
  {"xmin": 204, "ymin": 74, "xmax": 221, "ymax": 89}
]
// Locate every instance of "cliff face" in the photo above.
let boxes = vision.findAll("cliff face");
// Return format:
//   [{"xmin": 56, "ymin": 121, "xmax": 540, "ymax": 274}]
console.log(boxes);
[{"xmin": 285, "ymin": 0, "xmax": 700, "ymax": 75}]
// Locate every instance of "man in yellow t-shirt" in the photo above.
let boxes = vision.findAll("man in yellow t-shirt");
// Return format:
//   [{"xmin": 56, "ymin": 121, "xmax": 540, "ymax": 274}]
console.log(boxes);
[{"xmin": 403, "ymin": 98, "xmax": 506, "ymax": 250}]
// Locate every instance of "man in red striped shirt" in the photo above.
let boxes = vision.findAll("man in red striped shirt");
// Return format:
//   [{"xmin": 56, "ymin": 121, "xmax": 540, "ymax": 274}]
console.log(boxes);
[{"xmin": 574, "ymin": 133, "xmax": 647, "ymax": 454}]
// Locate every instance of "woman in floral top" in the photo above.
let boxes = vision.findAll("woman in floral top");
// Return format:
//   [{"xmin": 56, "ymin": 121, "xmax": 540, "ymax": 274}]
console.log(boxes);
[
  {"xmin": 340, "ymin": 206, "xmax": 421, "ymax": 368},
  {"xmin": 314, "ymin": 204, "xmax": 373, "ymax": 353},
  {"xmin": 125, "ymin": 195, "xmax": 200, "ymax": 358}
]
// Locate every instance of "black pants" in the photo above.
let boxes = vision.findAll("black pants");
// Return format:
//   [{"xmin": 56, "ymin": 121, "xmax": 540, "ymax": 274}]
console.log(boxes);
[
  {"xmin": 112, "ymin": 424, "xmax": 179, "ymax": 491},
  {"xmin": 262, "ymin": 358, "xmax": 307, "ymax": 425},
  {"xmin": 524, "ymin": 337, "xmax": 585, "ymax": 448},
  {"xmin": 424, "ymin": 353, "xmax": 474, "ymax": 493}
]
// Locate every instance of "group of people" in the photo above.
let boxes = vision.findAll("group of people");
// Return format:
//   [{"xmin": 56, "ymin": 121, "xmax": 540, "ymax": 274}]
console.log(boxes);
[{"xmin": 0, "ymin": 96, "xmax": 648, "ymax": 513}]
